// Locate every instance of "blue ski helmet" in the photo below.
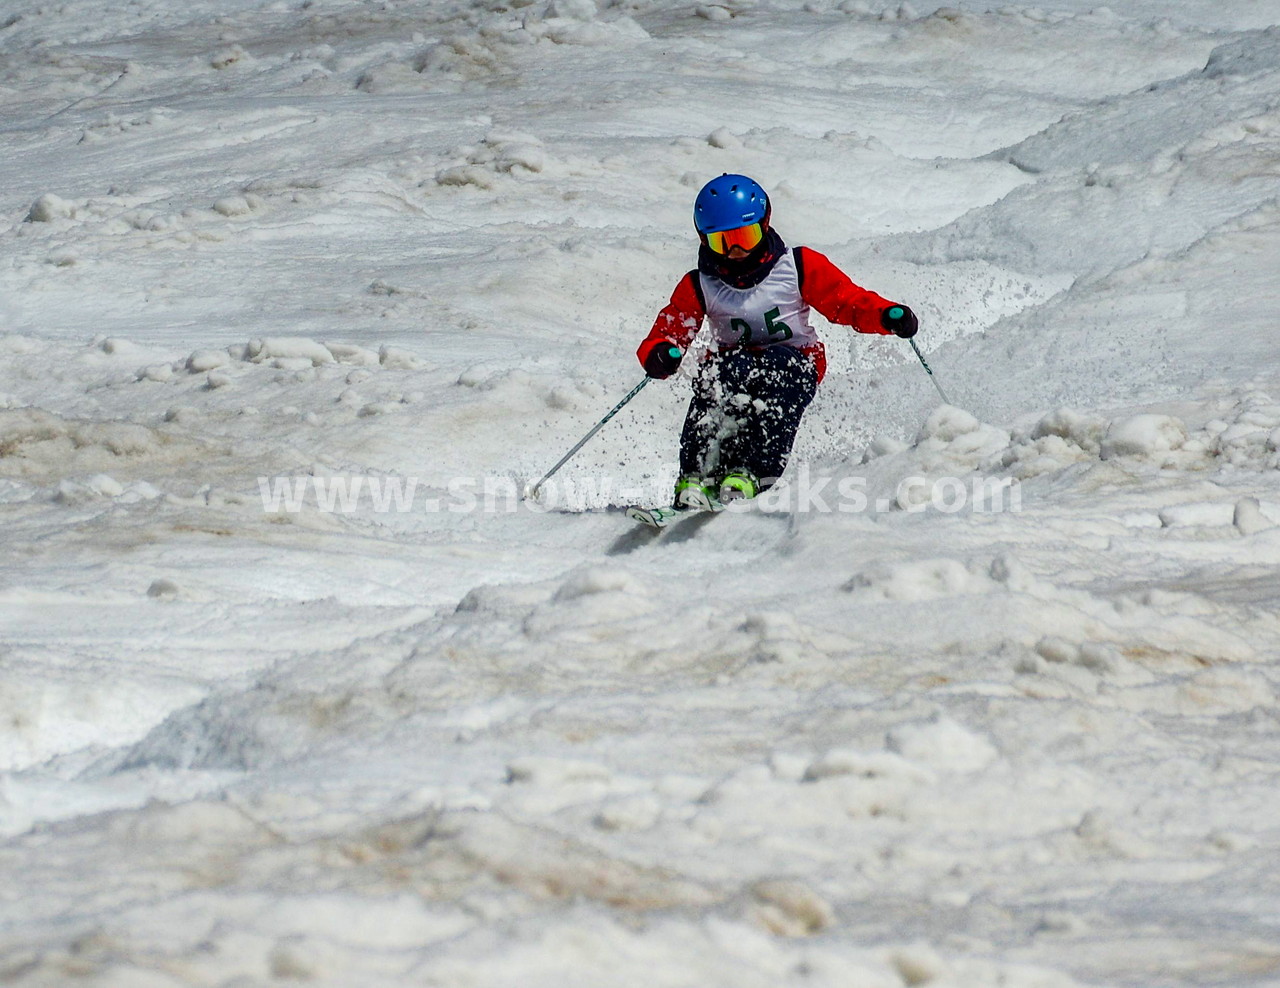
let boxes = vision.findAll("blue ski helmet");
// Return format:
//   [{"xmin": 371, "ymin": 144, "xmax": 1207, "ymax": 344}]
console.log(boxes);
[{"xmin": 693, "ymin": 174, "xmax": 770, "ymax": 234}]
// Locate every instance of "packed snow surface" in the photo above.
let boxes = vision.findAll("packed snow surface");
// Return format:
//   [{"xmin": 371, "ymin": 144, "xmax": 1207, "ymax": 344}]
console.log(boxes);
[{"xmin": 3, "ymin": 0, "xmax": 1280, "ymax": 985}]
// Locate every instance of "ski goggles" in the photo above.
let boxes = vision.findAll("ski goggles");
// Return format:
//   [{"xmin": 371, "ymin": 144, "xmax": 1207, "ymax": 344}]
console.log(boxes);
[{"xmin": 704, "ymin": 222, "xmax": 765, "ymax": 255}]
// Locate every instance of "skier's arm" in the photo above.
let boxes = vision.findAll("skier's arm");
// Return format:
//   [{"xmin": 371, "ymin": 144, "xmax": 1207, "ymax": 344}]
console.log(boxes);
[
  {"xmin": 637, "ymin": 271, "xmax": 704, "ymax": 378},
  {"xmin": 795, "ymin": 247, "xmax": 897, "ymax": 336}
]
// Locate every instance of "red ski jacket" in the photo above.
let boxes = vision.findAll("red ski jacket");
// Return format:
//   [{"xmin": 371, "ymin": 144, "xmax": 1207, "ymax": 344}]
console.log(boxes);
[{"xmin": 637, "ymin": 246, "xmax": 895, "ymax": 383}]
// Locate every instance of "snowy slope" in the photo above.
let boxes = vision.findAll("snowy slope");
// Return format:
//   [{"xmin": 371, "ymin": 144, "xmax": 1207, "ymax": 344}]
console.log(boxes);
[{"xmin": 2, "ymin": 2, "xmax": 1280, "ymax": 986}]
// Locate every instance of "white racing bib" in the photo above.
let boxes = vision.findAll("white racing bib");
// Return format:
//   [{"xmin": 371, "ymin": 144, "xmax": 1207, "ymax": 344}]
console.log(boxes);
[{"xmin": 698, "ymin": 249, "xmax": 819, "ymax": 351}]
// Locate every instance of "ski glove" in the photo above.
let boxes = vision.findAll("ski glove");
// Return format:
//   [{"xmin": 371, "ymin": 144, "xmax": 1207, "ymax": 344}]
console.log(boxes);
[
  {"xmin": 644, "ymin": 341, "xmax": 684, "ymax": 379},
  {"xmin": 881, "ymin": 305, "xmax": 918, "ymax": 339}
]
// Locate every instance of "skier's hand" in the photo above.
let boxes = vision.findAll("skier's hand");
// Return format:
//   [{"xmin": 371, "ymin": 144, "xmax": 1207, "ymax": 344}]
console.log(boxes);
[
  {"xmin": 643, "ymin": 341, "xmax": 684, "ymax": 379},
  {"xmin": 881, "ymin": 305, "xmax": 918, "ymax": 339}
]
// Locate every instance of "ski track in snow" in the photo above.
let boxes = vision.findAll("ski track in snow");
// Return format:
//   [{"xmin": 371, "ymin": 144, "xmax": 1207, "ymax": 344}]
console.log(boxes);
[{"xmin": 2, "ymin": 1, "xmax": 1280, "ymax": 986}]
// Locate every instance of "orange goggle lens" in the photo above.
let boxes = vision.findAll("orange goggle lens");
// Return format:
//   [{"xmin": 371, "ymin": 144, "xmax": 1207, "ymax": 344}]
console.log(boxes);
[{"xmin": 705, "ymin": 222, "xmax": 764, "ymax": 255}]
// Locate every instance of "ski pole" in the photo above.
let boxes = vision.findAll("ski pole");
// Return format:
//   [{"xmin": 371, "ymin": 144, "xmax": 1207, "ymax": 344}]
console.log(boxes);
[
  {"xmin": 527, "ymin": 376, "xmax": 651, "ymax": 500},
  {"xmin": 908, "ymin": 336, "xmax": 950, "ymax": 405}
]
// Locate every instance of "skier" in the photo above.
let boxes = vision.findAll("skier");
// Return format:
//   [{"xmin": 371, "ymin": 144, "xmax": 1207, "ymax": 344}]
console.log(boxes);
[{"xmin": 636, "ymin": 173, "xmax": 919, "ymax": 511}]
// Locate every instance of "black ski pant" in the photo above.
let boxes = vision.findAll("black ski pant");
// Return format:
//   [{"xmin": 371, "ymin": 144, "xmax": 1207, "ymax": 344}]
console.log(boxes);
[{"xmin": 679, "ymin": 346, "xmax": 818, "ymax": 489}]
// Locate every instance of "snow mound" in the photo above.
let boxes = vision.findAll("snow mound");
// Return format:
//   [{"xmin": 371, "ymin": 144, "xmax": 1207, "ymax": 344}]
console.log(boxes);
[
  {"xmin": 26, "ymin": 193, "xmax": 76, "ymax": 223},
  {"xmin": 886, "ymin": 714, "xmax": 999, "ymax": 774},
  {"xmin": 553, "ymin": 565, "xmax": 646, "ymax": 601},
  {"xmin": 845, "ymin": 557, "xmax": 1000, "ymax": 601},
  {"xmin": 0, "ymin": 409, "xmax": 190, "ymax": 483},
  {"xmin": 912, "ymin": 404, "xmax": 1010, "ymax": 466},
  {"xmin": 861, "ymin": 391, "xmax": 1280, "ymax": 510},
  {"xmin": 508, "ymin": 755, "xmax": 613, "ymax": 786},
  {"xmin": 802, "ymin": 749, "xmax": 936, "ymax": 785},
  {"xmin": 436, "ymin": 132, "xmax": 551, "ymax": 188},
  {"xmin": 247, "ymin": 337, "xmax": 335, "ymax": 367},
  {"xmin": 185, "ymin": 348, "xmax": 230, "ymax": 373},
  {"xmin": 1100, "ymin": 413, "xmax": 1189, "ymax": 461}
]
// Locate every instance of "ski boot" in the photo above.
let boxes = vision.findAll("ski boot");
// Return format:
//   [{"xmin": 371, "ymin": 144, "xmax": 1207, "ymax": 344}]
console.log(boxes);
[
  {"xmin": 674, "ymin": 476, "xmax": 723, "ymax": 512},
  {"xmin": 719, "ymin": 471, "xmax": 759, "ymax": 503}
]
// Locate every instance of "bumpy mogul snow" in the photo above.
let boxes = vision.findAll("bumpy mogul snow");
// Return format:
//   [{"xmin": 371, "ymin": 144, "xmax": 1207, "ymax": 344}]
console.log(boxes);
[{"xmin": 2, "ymin": 2, "xmax": 1280, "ymax": 987}]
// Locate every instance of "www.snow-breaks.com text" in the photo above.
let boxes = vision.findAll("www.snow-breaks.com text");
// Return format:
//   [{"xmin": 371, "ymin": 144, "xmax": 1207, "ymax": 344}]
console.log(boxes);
[{"xmin": 257, "ymin": 466, "xmax": 1022, "ymax": 516}]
